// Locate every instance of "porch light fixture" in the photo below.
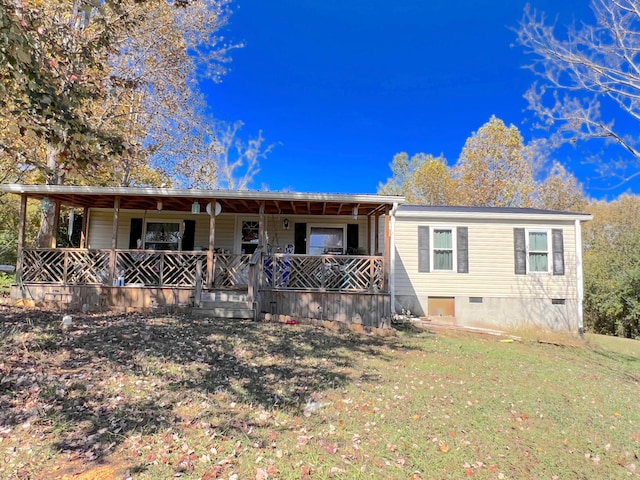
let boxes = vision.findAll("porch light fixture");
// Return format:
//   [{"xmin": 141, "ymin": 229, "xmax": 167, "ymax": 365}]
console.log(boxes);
[
  {"xmin": 41, "ymin": 196, "xmax": 51, "ymax": 211},
  {"xmin": 191, "ymin": 200, "xmax": 200, "ymax": 214},
  {"xmin": 156, "ymin": 199, "xmax": 163, "ymax": 211},
  {"xmin": 352, "ymin": 206, "xmax": 358, "ymax": 219},
  {"xmin": 283, "ymin": 218, "xmax": 290, "ymax": 230}
]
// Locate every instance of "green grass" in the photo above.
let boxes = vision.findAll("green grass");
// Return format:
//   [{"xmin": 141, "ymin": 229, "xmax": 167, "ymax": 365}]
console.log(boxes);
[
  {"xmin": 1, "ymin": 309, "xmax": 639, "ymax": 479},
  {"xmin": 0, "ymin": 272, "xmax": 13, "ymax": 297}
]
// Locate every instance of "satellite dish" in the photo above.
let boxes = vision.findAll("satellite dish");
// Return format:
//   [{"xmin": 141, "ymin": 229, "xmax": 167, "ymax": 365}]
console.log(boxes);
[{"xmin": 206, "ymin": 201, "xmax": 222, "ymax": 216}]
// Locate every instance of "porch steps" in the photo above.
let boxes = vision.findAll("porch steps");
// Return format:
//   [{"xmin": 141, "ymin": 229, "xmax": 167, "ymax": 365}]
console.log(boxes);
[{"xmin": 191, "ymin": 289, "xmax": 256, "ymax": 320}]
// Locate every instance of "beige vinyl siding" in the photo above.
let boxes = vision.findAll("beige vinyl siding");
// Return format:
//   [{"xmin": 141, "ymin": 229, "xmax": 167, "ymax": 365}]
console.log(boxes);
[
  {"xmin": 87, "ymin": 210, "xmax": 371, "ymax": 254},
  {"xmin": 243, "ymin": 215, "xmax": 370, "ymax": 253},
  {"xmin": 87, "ymin": 209, "xmax": 236, "ymax": 251},
  {"xmin": 394, "ymin": 217, "xmax": 578, "ymax": 300}
]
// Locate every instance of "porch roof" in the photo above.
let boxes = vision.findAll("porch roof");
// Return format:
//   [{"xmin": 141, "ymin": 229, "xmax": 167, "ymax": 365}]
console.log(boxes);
[{"xmin": 0, "ymin": 184, "xmax": 404, "ymax": 216}]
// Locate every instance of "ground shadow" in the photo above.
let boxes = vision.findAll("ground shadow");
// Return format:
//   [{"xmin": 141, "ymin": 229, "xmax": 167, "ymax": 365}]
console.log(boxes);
[{"xmin": 0, "ymin": 307, "xmax": 422, "ymax": 464}]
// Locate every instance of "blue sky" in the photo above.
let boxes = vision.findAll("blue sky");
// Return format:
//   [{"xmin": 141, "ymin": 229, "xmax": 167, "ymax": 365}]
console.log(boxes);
[{"xmin": 204, "ymin": 0, "xmax": 639, "ymax": 198}]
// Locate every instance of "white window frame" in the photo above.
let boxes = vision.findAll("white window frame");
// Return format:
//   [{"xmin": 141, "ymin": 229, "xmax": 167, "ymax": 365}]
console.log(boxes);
[
  {"xmin": 307, "ymin": 224, "xmax": 347, "ymax": 255},
  {"xmin": 237, "ymin": 217, "xmax": 260, "ymax": 254},
  {"xmin": 526, "ymin": 228, "xmax": 551, "ymax": 274},
  {"xmin": 430, "ymin": 226, "xmax": 456, "ymax": 272}
]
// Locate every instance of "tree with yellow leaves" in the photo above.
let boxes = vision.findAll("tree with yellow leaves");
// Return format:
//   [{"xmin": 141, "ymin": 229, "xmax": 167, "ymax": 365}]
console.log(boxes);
[
  {"xmin": 454, "ymin": 116, "xmax": 535, "ymax": 208},
  {"xmin": 0, "ymin": 0, "xmax": 241, "ymax": 247},
  {"xmin": 378, "ymin": 152, "xmax": 456, "ymax": 205}
]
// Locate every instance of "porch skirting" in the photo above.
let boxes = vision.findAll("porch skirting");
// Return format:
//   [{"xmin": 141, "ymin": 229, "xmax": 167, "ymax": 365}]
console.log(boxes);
[
  {"xmin": 10, "ymin": 284, "xmax": 392, "ymax": 330},
  {"xmin": 11, "ymin": 284, "xmax": 194, "ymax": 313},
  {"xmin": 259, "ymin": 290, "xmax": 391, "ymax": 328}
]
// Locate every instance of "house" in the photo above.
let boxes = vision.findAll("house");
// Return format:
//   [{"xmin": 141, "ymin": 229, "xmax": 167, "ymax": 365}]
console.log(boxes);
[
  {"xmin": 391, "ymin": 205, "xmax": 592, "ymax": 331},
  {"xmin": 0, "ymin": 184, "xmax": 592, "ymax": 332},
  {"xmin": 2, "ymin": 184, "xmax": 399, "ymax": 329}
]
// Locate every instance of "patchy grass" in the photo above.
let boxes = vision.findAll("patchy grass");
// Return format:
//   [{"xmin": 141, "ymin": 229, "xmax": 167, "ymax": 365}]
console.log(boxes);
[{"xmin": 1, "ymin": 308, "xmax": 639, "ymax": 479}]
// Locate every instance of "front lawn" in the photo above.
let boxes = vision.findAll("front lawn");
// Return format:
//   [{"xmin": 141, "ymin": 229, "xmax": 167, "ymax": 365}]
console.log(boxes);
[{"xmin": 1, "ymin": 309, "xmax": 639, "ymax": 479}]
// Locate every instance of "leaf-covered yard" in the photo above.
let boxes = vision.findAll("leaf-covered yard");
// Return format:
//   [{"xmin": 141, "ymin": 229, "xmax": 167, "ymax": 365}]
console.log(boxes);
[{"xmin": 1, "ymin": 307, "xmax": 639, "ymax": 479}]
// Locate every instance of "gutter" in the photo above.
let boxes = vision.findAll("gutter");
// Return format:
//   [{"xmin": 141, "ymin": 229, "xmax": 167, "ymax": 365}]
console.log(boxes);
[{"xmin": 575, "ymin": 219, "xmax": 585, "ymax": 334}]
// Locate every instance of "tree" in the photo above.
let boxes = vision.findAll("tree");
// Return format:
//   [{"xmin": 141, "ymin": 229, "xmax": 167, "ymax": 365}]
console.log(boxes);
[
  {"xmin": 1, "ymin": 0, "xmax": 130, "ymax": 246},
  {"xmin": 453, "ymin": 116, "xmax": 535, "ymax": 207},
  {"xmin": 378, "ymin": 152, "xmax": 415, "ymax": 196},
  {"xmin": 537, "ymin": 161, "xmax": 588, "ymax": 211},
  {"xmin": 407, "ymin": 154, "xmax": 456, "ymax": 205},
  {"xmin": 582, "ymin": 195, "xmax": 640, "ymax": 338},
  {"xmin": 378, "ymin": 152, "xmax": 455, "ymax": 204},
  {"xmin": 516, "ymin": 0, "xmax": 640, "ymax": 187},
  {"xmin": 378, "ymin": 119, "xmax": 587, "ymax": 210},
  {"xmin": 175, "ymin": 121, "xmax": 276, "ymax": 190},
  {"xmin": 0, "ymin": 0, "xmax": 238, "ymax": 246},
  {"xmin": 97, "ymin": 0, "xmax": 238, "ymax": 188}
]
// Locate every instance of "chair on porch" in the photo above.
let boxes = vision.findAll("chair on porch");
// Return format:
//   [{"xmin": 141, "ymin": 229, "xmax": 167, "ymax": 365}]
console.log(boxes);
[{"xmin": 281, "ymin": 243, "xmax": 294, "ymax": 287}]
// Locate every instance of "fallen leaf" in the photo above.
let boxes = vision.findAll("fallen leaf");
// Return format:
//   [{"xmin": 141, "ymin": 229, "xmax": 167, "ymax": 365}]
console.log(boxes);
[{"xmin": 255, "ymin": 467, "xmax": 268, "ymax": 480}]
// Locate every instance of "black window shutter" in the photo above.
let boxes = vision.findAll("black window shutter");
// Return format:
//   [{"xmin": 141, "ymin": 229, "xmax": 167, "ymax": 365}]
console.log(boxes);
[
  {"xmin": 418, "ymin": 225, "xmax": 430, "ymax": 273},
  {"xmin": 347, "ymin": 224, "xmax": 359, "ymax": 253},
  {"xmin": 182, "ymin": 220, "xmax": 196, "ymax": 251},
  {"xmin": 514, "ymin": 228, "xmax": 526, "ymax": 275},
  {"xmin": 552, "ymin": 229, "xmax": 565, "ymax": 275},
  {"xmin": 129, "ymin": 218, "xmax": 143, "ymax": 249},
  {"xmin": 294, "ymin": 223, "xmax": 307, "ymax": 254},
  {"xmin": 457, "ymin": 227, "xmax": 469, "ymax": 273}
]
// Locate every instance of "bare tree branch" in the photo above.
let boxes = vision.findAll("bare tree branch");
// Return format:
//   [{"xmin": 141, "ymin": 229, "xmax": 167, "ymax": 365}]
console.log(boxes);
[{"xmin": 516, "ymin": 0, "xmax": 640, "ymax": 186}]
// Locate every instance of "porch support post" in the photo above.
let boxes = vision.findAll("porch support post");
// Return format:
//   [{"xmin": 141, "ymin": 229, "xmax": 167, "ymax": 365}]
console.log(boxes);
[
  {"xmin": 207, "ymin": 199, "xmax": 216, "ymax": 288},
  {"xmin": 367, "ymin": 214, "xmax": 372, "ymax": 254},
  {"xmin": 52, "ymin": 200, "xmax": 61, "ymax": 248},
  {"xmin": 16, "ymin": 194, "xmax": 27, "ymax": 286},
  {"xmin": 80, "ymin": 206, "xmax": 89, "ymax": 248},
  {"xmin": 258, "ymin": 202, "xmax": 266, "ymax": 247},
  {"xmin": 383, "ymin": 207, "xmax": 391, "ymax": 291},
  {"xmin": 109, "ymin": 196, "xmax": 120, "ymax": 285},
  {"xmin": 374, "ymin": 213, "xmax": 380, "ymax": 255}
]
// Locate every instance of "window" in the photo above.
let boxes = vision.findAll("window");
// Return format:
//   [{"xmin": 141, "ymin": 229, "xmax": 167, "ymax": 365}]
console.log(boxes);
[
  {"xmin": 527, "ymin": 230, "xmax": 549, "ymax": 272},
  {"xmin": 309, "ymin": 226, "xmax": 345, "ymax": 255},
  {"xmin": 241, "ymin": 220, "xmax": 260, "ymax": 254},
  {"xmin": 514, "ymin": 228, "xmax": 564, "ymax": 275},
  {"xmin": 145, "ymin": 222, "xmax": 180, "ymax": 250},
  {"xmin": 432, "ymin": 228, "xmax": 454, "ymax": 271},
  {"xmin": 418, "ymin": 225, "xmax": 468, "ymax": 273}
]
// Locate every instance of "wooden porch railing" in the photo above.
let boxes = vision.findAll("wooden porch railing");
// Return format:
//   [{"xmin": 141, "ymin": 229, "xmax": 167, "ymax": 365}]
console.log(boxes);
[
  {"xmin": 21, "ymin": 249, "xmax": 248, "ymax": 288},
  {"xmin": 262, "ymin": 253, "xmax": 385, "ymax": 292},
  {"xmin": 20, "ymin": 249, "xmax": 386, "ymax": 293}
]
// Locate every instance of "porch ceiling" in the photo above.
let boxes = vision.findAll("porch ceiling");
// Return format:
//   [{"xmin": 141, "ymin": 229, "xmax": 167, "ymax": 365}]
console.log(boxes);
[{"xmin": 1, "ymin": 184, "xmax": 403, "ymax": 216}]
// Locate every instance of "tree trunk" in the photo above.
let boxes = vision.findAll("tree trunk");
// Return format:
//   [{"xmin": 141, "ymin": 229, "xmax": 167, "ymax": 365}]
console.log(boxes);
[{"xmin": 35, "ymin": 144, "xmax": 65, "ymax": 248}]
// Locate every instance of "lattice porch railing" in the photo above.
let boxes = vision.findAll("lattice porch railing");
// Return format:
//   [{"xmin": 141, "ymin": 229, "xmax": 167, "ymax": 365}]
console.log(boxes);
[
  {"xmin": 20, "ymin": 249, "xmax": 385, "ymax": 292},
  {"xmin": 263, "ymin": 254, "xmax": 385, "ymax": 292},
  {"xmin": 22, "ymin": 248, "xmax": 111, "ymax": 284},
  {"xmin": 20, "ymin": 249, "xmax": 251, "ymax": 288},
  {"xmin": 213, "ymin": 253, "xmax": 251, "ymax": 288},
  {"xmin": 115, "ymin": 250, "xmax": 209, "ymax": 287}
]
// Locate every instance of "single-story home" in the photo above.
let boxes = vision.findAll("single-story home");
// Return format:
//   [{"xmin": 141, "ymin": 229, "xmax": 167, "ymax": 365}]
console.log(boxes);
[
  {"xmin": 392, "ymin": 205, "xmax": 592, "ymax": 331},
  {"xmin": 0, "ymin": 184, "xmax": 592, "ymax": 332}
]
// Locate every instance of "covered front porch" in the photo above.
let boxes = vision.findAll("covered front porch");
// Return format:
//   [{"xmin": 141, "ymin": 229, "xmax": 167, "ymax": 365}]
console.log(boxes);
[{"xmin": 3, "ymin": 185, "xmax": 401, "ymax": 328}]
